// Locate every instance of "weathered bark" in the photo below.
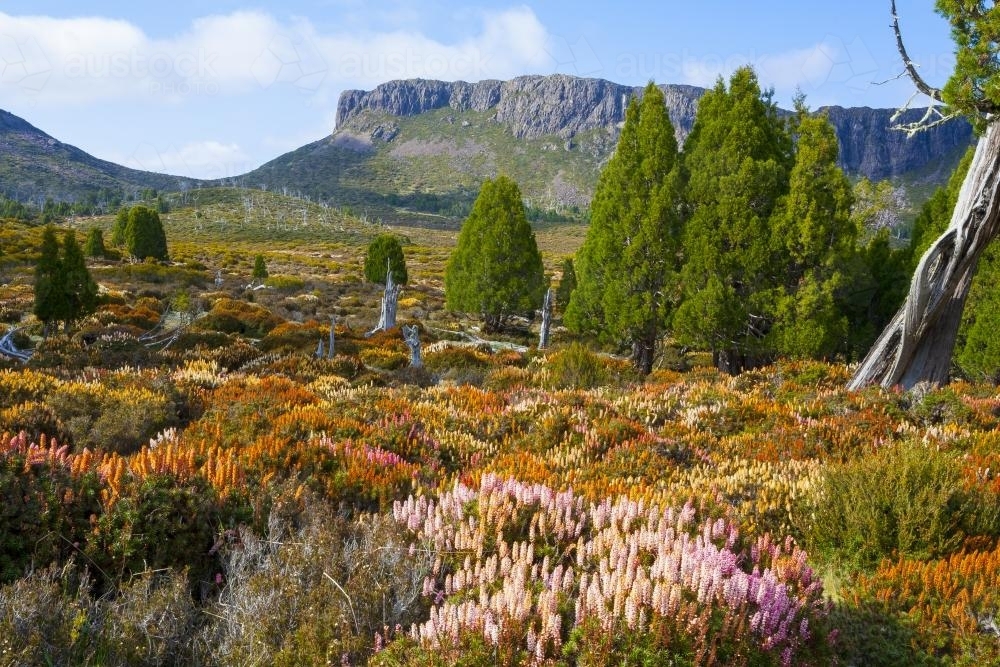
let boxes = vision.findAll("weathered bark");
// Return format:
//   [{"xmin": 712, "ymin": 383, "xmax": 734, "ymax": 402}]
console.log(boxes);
[
  {"xmin": 632, "ymin": 337, "xmax": 656, "ymax": 375},
  {"xmin": 328, "ymin": 316, "xmax": 336, "ymax": 359},
  {"xmin": 367, "ymin": 264, "xmax": 401, "ymax": 336},
  {"xmin": 539, "ymin": 288, "xmax": 553, "ymax": 350},
  {"xmin": 849, "ymin": 123, "xmax": 1000, "ymax": 390},
  {"xmin": 403, "ymin": 325, "xmax": 422, "ymax": 367}
]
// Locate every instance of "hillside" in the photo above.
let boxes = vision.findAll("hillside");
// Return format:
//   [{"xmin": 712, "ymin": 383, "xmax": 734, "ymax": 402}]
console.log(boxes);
[{"xmin": 0, "ymin": 109, "xmax": 202, "ymax": 205}]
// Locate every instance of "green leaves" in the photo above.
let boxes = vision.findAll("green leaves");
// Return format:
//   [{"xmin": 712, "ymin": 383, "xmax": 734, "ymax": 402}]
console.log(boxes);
[
  {"xmin": 566, "ymin": 83, "xmax": 681, "ymax": 373},
  {"xmin": 936, "ymin": 0, "xmax": 1000, "ymax": 131},
  {"xmin": 677, "ymin": 67, "xmax": 792, "ymax": 370},
  {"xmin": 445, "ymin": 176, "xmax": 545, "ymax": 332},
  {"xmin": 32, "ymin": 227, "xmax": 98, "ymax": 332},
  {"xmin": 123, "ymin": 205, "xmax": 169, "ymax": 262},
  {"xmin": 363, "ymin": 234, "xmax": 408, "ymax": 285}
]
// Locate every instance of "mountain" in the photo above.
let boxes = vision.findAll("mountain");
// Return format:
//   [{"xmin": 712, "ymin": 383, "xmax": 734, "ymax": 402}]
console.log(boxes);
[
  {"xmin": 243, "ymin": 75, "xmax": 973, "ymax": 223},
  {"xmin": 0, "ymin": 74, "xmax": 975, "ymax": 224},
  {"xmin": 0, "ymin": 109, "xmax": 201, "ymax": 205}
]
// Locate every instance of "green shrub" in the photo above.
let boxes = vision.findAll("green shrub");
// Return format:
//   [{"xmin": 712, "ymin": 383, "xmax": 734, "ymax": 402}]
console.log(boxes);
[
  {"xmin": 546, "ymin": 342, "xmax": 606, "ymax": 389},
  {"xmin": 195, "ymin": 298, "xmax": 282, "ymax": 338},
  {"xmin": 264, "ymin": 274, "xmax": 306, "ymax": 292},
  {"xmin": 796, "ymin": 440, "xmax": 997, "ymax": 570}
]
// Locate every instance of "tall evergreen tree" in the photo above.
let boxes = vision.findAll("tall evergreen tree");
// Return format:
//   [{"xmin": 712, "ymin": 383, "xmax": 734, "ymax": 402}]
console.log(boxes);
[
  {"xmin": 555, "ymin": 257, "xmax": 577, "ymax": 314},
  {"xmin": 673, "ymin": 67, "xmax": 793, "ymax": 373},
  {"xmin": 445, "ymin": 176, "xmax": 546, "ymax": 333},
  {"xmin": 84, "ymin": 228, "xmax": 106, "ymax": 258},
  {"xmin": 33, "ymin": 226, "xmax": 65, "ymax": 334},
  {"xmin": 364, "ymin": 234, "xmax": 408, "ymax": 285},
  {"xmin": 110, "ymin": 206, "xmax": 129, "ymax": 246},
  {"xmin": 124, "ymin": 205, "xmax": 169, "ymax": 261},
  {"xmin": 61, "ymin": 230, "xmax": 98, "ymax": 329},
  {"xmin": 566, "ymin": 83, "xmax": 681, "ymax": 373},
  {"xmin": 768, "ymin": 109, "xmax": 856, "ymax": 359},
  {"xmin": 252, "ymin": 254, "xmax": 269, "ymax": 283}
]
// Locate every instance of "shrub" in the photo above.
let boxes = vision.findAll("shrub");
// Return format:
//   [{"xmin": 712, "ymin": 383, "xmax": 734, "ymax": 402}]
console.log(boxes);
[
  {"xmin": 545, "ymin": 342, "xmax": 606, "ymax": 389},
  {"xmin": 796, "ymin": 440, "xmax": 995, "ymax": 570},
  {"xmin": 264, "ymin": 274, "xmax": 306, "ymax": 292},
  {"xmin": 196, "ymin": 298, "xmax": 282, "ymax": 338}
]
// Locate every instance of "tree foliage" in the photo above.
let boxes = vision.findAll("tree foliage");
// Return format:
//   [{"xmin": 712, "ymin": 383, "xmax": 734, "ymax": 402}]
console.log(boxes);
[
  {"xmin": 252, "ymin": 254, "xmax": 269, "ymax": 283},
  {"xmin": 566, "ymin": 83, "xmax": 682, "ymax": 373},
  {"xmin": 673, "ymin": 67, "xmax": 793, "ymax": 373},
  {"xmin": 768, "ymin": 108, "xmax": 857, "ymax": 359},
  {"xmin": 33, "ymin": 227, "xmax": 97, "ymax": 333},
  {"xmin": 61, "ymin": 231, "xmax": 98, "ymax": 328},
  {"xmin": 110, "ymin": 207, "xmax": 128, "ymax": 247},
  {"xmin": 936, "ymin": 0, "xmax": 1000, "ymax": 132},
  {"xmin": 555, "ymin": 257, "xmax": 576, "ymax": 314},
  {"xmin": 83, "ymin": 228, "xmax": 105, "ymax": 258},
  {"xmin": 445, "ymin": 176, "xmax": 546, "ymax": 333},
  {"xmin": 33, "ymin": 226, "xmax": 65, "ymax": 331},
  {"xmin": 124, "ymin": 205, "xmax": 169, "ymax": 262},
  {"xmin": 364, "ymin": 234, "xmax": 408, "ymax": 285}
]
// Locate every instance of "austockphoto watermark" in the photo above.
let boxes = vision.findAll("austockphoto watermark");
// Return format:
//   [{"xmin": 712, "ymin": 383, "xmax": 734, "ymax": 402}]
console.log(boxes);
[
  {"xmin": 64, "ymin": 48, "xmax": 218, "ymax": 81},
  {"xmin": 146, "ymin": 80, "xmax": 220, "ymax": 96},
  {"xmin": 332, "ymin": 49, "xmax": 494, "ymax": 81}
]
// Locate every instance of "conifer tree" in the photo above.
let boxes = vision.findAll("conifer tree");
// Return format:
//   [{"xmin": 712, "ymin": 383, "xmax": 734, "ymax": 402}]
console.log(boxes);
[
  {"xmin": 565, "ymin": 83, "xmax": 681, "ymax": 373},
  {"xmin": 555, "ymin": 257, "xmax": 577, "ymax": 313},
  {"xmin": 768, "ymin": 108, "xmax": 856, "ymax": 359},
  {"xmin": 673, "ymin": 67, "xmax": 793, "ymax": 374},
  {"xmin": 61, "ymin": 230, "xmax": 98, "ymax": 329},
  {"xmin": 33, "ymin": 226, "xmax": 65, "ymax": 335},
  {"xmin": 110, "ymin": 206, "xmax": 128, "ymax": 246},
  {"xmin": 252, "ymin": 254, "xmax": 269, "ymax": 283},
  {"xmin": 124, "ymin": 205, "xmax": 169, "ymax": 261},
  {"xmin": 84, "ymin": 228, "xmax": 106, "ymax": 258},
  {"xmin": 445, "ymin": 176, "xmax": 546, "ymax": 333},
  {"xmin": 364, "ymin": 234, "xmax": 408, "ymax": 285}
]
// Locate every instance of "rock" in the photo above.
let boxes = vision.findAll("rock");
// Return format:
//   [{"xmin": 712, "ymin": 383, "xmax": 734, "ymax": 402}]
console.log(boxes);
[{"xmin": 335, "ymin": 74, "xmax": 974, "ymax": 182}]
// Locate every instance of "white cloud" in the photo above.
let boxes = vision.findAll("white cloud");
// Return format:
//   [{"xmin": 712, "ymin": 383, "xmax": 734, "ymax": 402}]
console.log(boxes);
[
  {"xmin": 0, "ymin": 7, "xmax": 553, "ymax": 107},
  {"xmin": 677, "ymin": 37, "xmax": 882, "ymax": 103},
  {"xmin": 119, "ymin": 140, "xmax": 252, "ymax": 180}
]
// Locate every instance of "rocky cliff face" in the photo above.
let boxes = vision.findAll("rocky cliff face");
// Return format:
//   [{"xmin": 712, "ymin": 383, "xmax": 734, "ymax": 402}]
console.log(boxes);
[
  {"xmin": 337, "ymin": 75, "xmax": 703, "ymax": 143},
  {"xmin": 822, "ymin": 106, "xmax": 974, "ymax": 181},
  {"xmin": 336, "ymin": 75, "xmax": 973, "ymax": 182}
]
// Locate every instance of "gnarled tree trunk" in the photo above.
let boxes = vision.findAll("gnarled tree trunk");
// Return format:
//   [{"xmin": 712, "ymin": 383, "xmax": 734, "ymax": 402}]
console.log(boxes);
[{"xmin": 849, "ymin": 123, "xmax": 1000, "ymax": 390}]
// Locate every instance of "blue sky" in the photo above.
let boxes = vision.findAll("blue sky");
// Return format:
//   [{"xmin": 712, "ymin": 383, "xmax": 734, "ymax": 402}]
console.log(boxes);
[{"xmin": 0, "ymin": 1, "xmax": 957, "ymax": 179}]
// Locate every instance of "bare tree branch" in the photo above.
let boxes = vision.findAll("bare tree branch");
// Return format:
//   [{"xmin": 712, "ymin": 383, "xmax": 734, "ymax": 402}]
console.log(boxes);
[{"xmin": 891, "ymin": 0, "xmax": 944, "ymax": 102}]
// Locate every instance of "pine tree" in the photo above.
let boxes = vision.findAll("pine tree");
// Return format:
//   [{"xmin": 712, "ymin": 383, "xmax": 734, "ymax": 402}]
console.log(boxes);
[
  {"xmin": 445, "ymin": 176, "xmax": 546, "ymax": 333},
  {"xmin": 61, "ymin": 230, "xmax": 98, "ymax": 329},
  {"xmin": 565, "ymin": 83, "xmax": 681, "ymax": 373},
  {"xmin": 673, "ymin": 67, "xmax": 793, "ymax": 373},
  {"xmin": 252, "ymin": 254, "xmax": 269, "ymax": 283},
  {"xmin": 33, "ymin": 225, "xmax": 65, "ymax": 335},
  {"xmin": 555, "ymin": 257, "xmax": 577, "ymax": 313},
  {"xmin": 768, "ymin": 108, "xmax": 856, "ymax": 359},
  {"xmin": 364, "ymin": 234, "xmax": 408, "ymax": 285},
  {"xmin": 84, "ymin": 228, "xmax": 106, "ymax": 258},
  {"xmin": 110, "ymin": 206, "xmax": 129, "ymax": 246},
  {"xmin": 124, "ymin": 205, "xmax": 169, "ymax": 261}
]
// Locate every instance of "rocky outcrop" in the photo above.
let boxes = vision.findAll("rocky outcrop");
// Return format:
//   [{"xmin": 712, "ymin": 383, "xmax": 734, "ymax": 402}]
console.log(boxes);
[
  {"xmin": 823, "ymin": 106, "xmax": 974, "ymax": 181},
  {"xmin": 336, "ymin": 75, "xmax": 974, "ymax": 182},
  {"xmin": 338, "ymin": 75, "xmax": 702, "ymax": 141}
]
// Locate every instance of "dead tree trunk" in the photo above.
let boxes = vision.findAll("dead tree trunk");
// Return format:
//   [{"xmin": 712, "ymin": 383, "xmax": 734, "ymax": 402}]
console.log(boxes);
[
  {"xmin": 539, "ymin": 287, "xmax": 553, "ymax": 350},
  {"xmin": 403, "ymin": 325, "xmax": 422, "ymax": 368},
  {"xmin": 367, "ymin": 263, "xmax": 402, "ymax": 336},
  {"xmin": 328, "ymin": 315, "xmax": 336, "ymax": 359},
  {"xmin": 849, "ymin": 123, "xmax": 1000, "ymax": 390}
]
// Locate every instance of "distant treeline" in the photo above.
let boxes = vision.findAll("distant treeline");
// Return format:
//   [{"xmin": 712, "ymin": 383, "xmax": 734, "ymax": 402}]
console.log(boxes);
[
  {"xmin": 0, "ymin": 188, "xmax": 169, "ymax": 222},
  {"xmin": 381, "ymin": 188, "xmax": 585, "ymax": 223}
]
